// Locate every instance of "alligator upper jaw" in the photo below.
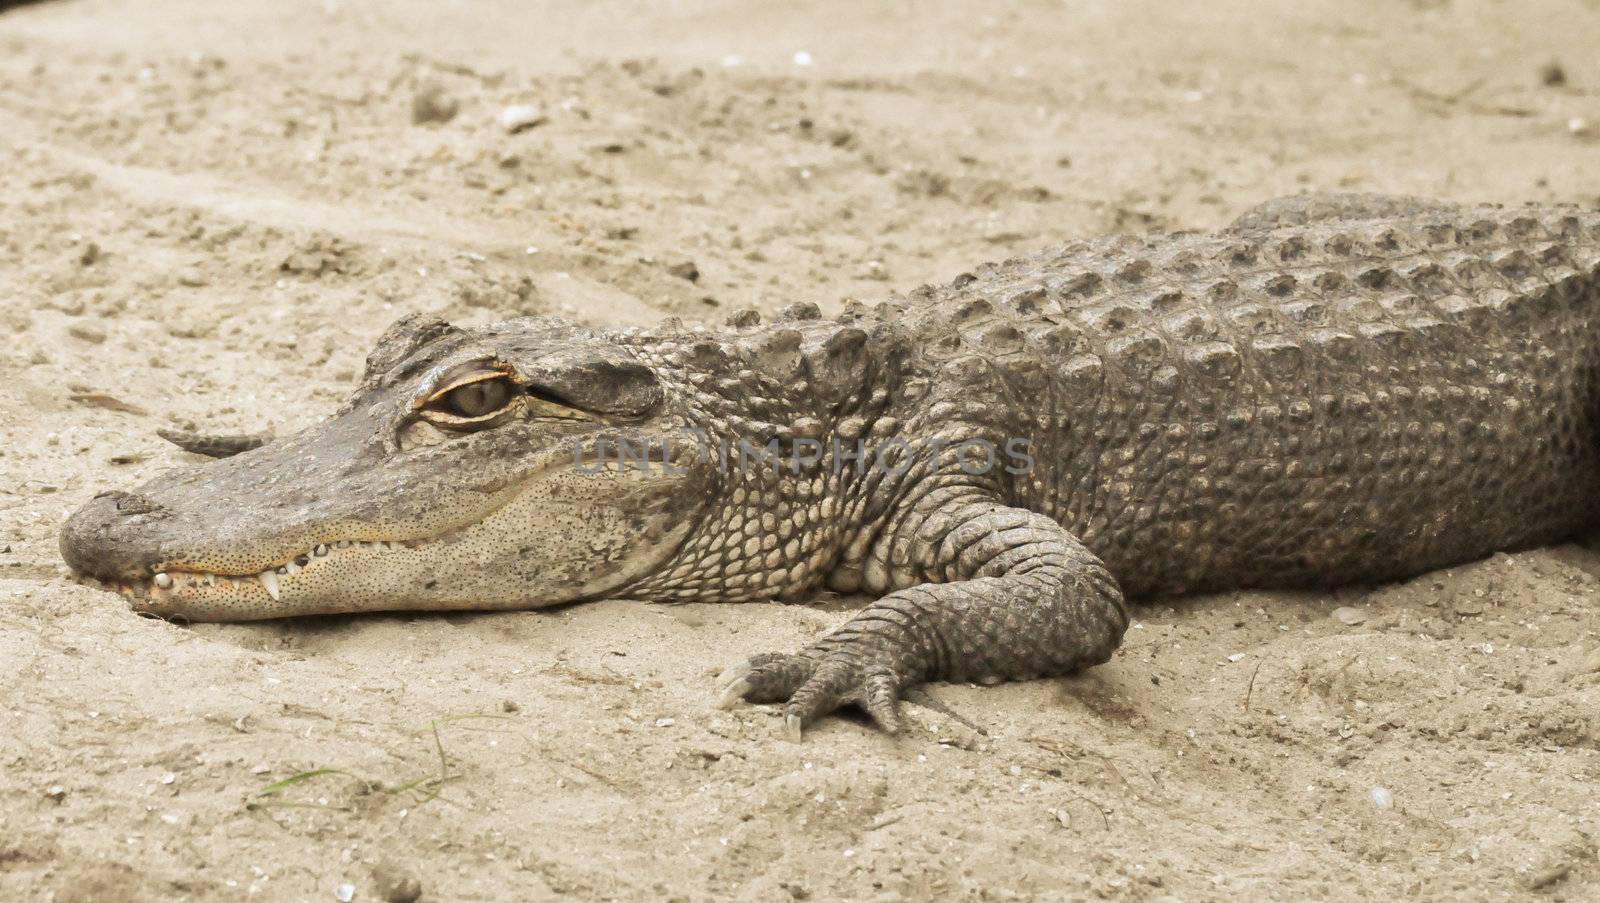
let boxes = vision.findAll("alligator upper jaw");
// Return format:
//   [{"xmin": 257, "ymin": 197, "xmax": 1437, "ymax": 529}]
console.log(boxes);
[
  {"xmin": 69, "ymin": 537, "xmax": 424, "ymax": 620},
  {"xmin": 75, "ymin": 538, "xmax": 411, "ymax": 607}
]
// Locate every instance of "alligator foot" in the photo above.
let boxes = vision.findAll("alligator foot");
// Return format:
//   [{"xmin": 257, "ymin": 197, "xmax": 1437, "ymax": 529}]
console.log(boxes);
[
  {"xmin": 717, "ymin": 648, "xmax": 909, "ymax": 739},
  {"xmin": 716, "ymin": 498, "xmax": 1130, "ymax": 740}
]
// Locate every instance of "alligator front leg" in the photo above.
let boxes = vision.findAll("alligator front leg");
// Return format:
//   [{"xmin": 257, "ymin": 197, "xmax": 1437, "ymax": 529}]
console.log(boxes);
[{"xmin": 716, "ymin": 497, "xmax": 1130, "ymax": 738}]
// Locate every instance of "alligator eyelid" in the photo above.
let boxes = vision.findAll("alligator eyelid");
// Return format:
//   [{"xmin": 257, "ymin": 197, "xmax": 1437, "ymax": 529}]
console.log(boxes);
[{"xmin": 422, "ymin": 364, "xmax": 521, "ymax": 405}]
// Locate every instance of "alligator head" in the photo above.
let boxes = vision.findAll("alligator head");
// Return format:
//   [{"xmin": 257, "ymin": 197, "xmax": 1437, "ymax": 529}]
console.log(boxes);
[{"xmin": 59, "ymin": 314, "xmax": 715, "ymax": 620}]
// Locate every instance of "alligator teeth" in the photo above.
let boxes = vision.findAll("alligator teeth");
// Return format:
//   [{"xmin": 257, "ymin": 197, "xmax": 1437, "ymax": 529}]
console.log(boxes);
[
  {"xmin": 153, "ymin": 572, "xmax": 173, "ymax": 589},
  {"xmin": 313, "ymin": 545, "xmax": 328, "ymax": 557},
  {"xmin": 257, "ymin": 569, "xmax": 281, "ymax": 601}
]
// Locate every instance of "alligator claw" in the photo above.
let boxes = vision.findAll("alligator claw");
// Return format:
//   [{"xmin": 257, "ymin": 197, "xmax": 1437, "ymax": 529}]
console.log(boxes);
[
  {"xmin": 714, "ymin": 660, "xmax": 753, "ymax": 691},
  {"xmin": 715, "ymin": 648, "xmax": 908, "ymax": 739},
  {"xmin": 715, "ymin": 676, "xmax": 753, "ymax": 710}
]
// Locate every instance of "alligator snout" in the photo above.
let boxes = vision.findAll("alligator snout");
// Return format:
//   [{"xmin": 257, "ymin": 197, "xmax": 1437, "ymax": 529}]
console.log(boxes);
[{"xmin": 59, "ymin": 490, "xmax": 172, "ymax": 582}]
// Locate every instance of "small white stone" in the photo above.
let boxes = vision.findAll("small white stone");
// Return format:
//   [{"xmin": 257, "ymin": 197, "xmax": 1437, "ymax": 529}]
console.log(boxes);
[
  {"xmin": 1369, "ymin": 786, "xmax": 1394, "ymax": 809},
  {"xmin": 1331, "ymin": 606, "xmax": 1366, "ymax": 626},
  {"xmin": 1569, "ymin": 116, "xmax": 1591, "ymax": 137},
  {"xmin": 498, "ymin": 104, "xmax": 547, "ymax": 134},
  {"xmin": 334, "ymin": 882, "xmax": 355, "ymax": 902},
  {"xmin": 792, "ymin": 51, "xmax": 813, "ymax": 67}
]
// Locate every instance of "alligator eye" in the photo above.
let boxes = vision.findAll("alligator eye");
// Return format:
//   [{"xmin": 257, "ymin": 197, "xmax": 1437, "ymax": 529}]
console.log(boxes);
[
  {"xmin": 418, "ymin": 369, "xmax": 523, "ymax": 430},
  {"xmin": 445, "ymin": 378, "xmax": 511, "ymax": 417}
]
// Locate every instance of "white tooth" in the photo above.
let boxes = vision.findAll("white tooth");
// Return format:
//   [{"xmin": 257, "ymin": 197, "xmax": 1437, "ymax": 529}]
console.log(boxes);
[
  {"xmin": 153, "ymin": 572, "xmax": 173, "ymax": 589},
  {"xmin": 284, "ymin": 562, "xmax": 301, "ymax": 575},
  {"xmin": 314, "ymin": 545, "xmax": 328, "ymax": 557},
  {"xmin": 258, "ymin": 570, "xmax": 281, "ymax": 601}
]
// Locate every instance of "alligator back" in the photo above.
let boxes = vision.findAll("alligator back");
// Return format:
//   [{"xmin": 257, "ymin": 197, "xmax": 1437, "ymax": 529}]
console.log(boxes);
[{"xmin": 894, "ymin": 205, "xmax": 1600, "ymax": 595}]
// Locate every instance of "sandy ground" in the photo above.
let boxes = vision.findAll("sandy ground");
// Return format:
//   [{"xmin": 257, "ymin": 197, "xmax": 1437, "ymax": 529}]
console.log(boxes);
[{"xmin": 2, "ymin": 0, "xmax": 1599, "ymax": 900}]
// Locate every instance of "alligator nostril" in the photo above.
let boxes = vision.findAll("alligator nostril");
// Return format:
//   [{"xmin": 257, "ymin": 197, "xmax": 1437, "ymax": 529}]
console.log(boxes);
[{"xmin": 113, "ymin": 493, "xmax": 164, "ymax": 516}]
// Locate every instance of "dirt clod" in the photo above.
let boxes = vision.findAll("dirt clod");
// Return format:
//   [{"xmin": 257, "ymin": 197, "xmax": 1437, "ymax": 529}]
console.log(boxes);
[{"xmin": 372, "ymin": 862, "xmax": 424, "ymax": 903}]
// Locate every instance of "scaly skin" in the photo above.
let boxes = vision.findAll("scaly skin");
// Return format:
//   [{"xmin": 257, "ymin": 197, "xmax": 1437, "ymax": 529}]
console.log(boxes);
[{"xmin": 60, "ymin": 194, "xmax": 1600, "ymax": 737}]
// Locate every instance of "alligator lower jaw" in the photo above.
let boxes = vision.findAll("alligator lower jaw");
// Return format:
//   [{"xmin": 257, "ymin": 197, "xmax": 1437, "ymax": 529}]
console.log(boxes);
[{"xmin": 70, "ymin": 538, "xmax": 417, "ymax": 609}]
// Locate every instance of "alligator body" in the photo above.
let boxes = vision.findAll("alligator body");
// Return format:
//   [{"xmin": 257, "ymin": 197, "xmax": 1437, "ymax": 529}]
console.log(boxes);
[{"xmin": 60, "ymin": 194, "xmax": 1600, "ymax": 736}]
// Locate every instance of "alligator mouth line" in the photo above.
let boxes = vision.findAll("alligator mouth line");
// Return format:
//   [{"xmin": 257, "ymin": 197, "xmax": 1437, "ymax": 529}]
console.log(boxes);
[
  {"xmin": 69, "ymin": 469, "xmax": 561, "ymax": 608},
  {"xmin": 73, "ymin": 538, "xmax": 419, "ymax": 605}
]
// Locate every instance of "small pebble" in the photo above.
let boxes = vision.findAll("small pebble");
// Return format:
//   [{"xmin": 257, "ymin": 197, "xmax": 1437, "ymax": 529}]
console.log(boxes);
[
  {"xmin": 1330, "ymin": 606, "xmax": 1366, "ymax": 626},
  {"xmin": 859, "ymin": 260, "xmax": 890, "ymax": 281},
  {"xmin": 498, "ymin": 104, "xmax": 547, "ymax": 134},
  {"xmin": 372, "ymin": 861, "xmax": 423, "ymax": 903},
  {"xmin": 176, "ymin": 267, "xmax": 206, "ymax": 287},
  {"xmin": 46, "ymin": 785, "xmax": 66, "ymax": 802},
  {"xmin": 666, "ymin": 260, "xmax": 700, "ymax": 282},
  {"xmin": 1569, "ymin": 117, "xmax": 1592, "ymax": 137},
  {"xmin": 1369, "ymin": 786, "xmax": 1394, "ymax": 809},
  {"xmin": 411, "ymin": 83, "xmax": 459, "ymax": 125},
  {"xmin": 335, "ymin": 882, "xmax": 356, "ymax": 902},
  {"xmin": 1540, "ymin": 60, "xmax": 1567, "ymax": 87}
]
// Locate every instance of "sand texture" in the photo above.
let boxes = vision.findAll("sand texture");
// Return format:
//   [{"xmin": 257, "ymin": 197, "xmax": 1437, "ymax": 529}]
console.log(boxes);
[{"xmin": 2, "ymin": 1, "xmax": 1599, "ymax": 900}]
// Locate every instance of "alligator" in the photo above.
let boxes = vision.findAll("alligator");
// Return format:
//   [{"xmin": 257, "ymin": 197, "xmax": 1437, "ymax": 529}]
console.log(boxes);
[{"xmin": 59, "ymin": 194, "xmax": 1600, "ymax": 738}]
